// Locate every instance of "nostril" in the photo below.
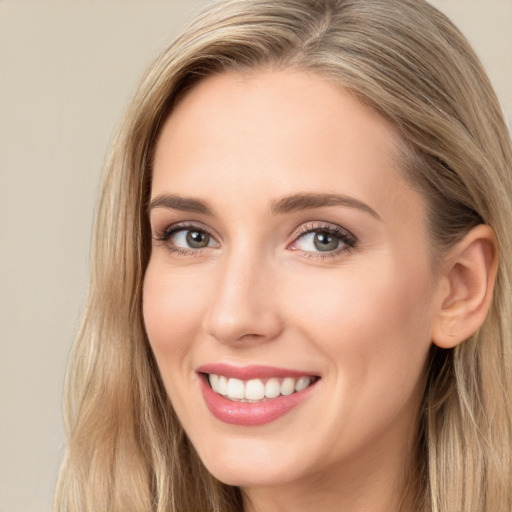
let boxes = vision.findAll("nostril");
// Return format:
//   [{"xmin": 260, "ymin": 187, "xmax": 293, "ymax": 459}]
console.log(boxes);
[{"xmin": 205, "ymin": 311, "xmax": 283, "ymax": 346}]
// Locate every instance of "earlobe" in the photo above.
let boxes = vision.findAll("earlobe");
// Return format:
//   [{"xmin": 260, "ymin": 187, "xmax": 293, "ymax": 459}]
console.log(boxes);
[{"xmin": 432, "ymin": 225, "xmax": 498, "ymax": 349}]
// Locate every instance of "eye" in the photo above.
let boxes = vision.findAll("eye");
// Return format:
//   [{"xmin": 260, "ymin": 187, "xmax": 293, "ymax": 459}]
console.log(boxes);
[
  {"xmin": 296, "ymin": 231, "xmax": 340, "ymax": 252},
  {"xmin": 153, "ymin": 223, "xmax": 219, "ymax": 253},
  {"xmin": 288, "ymin": 224, "xmax": 357, "ymax": 256},
  {"xmin": 172, "ymin": 228, "xmax": 215, "ymax": 249}
]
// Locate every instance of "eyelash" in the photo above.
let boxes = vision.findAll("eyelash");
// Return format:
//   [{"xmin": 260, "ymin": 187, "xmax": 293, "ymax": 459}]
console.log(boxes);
[
  {"xmin": 152, "ymin": 221, "xmax": 358, "ymax": 259},
  {"xmin": 290, "ymin": 222, "xmax": 357, "ymax": 259},
  {"xmin": 153, "ymin": 222, "xmax": 213, "ymax": 257}
]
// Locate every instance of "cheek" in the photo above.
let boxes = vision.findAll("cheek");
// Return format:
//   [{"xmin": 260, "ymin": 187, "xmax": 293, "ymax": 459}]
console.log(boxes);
[
  {"xmin": 290, "ymin": 258, "xmax": 432, "ymax": 338},
  {"xmin": 290, "ymin": 264, "xmax": 434, "ymax": 455},
  {"xmin": 286, "ymin": 260, "xmax": 434, "ymax": 399},
  {"xmin": 142, "ymin": 260, "xmax": 207, "ymax": 366}
]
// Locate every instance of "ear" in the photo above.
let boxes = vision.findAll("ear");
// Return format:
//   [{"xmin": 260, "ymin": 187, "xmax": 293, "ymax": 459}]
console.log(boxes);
[{"xmin": 432, "ymin": 225, "xmax": 498, "ymax": 349}]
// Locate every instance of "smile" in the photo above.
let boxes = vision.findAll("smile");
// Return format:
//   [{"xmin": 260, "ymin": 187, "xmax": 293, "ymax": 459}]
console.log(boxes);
[
  {"xmin": 197, "ymin": 364, "xmax": 320, "ymax": 426},
  {"xmin": 207, "ymin": 374, "xmax": 317, "ymax": 402}
]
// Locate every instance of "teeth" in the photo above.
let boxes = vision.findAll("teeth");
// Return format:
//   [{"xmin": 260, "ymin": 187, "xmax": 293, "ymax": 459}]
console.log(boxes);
[
  {"xmin": 280, "ymin": 377, "xmax": 295, "ymax": 396},
  {"xmin": 245, "ymin": 379, "xmax": 265, "ymax": 400},
  {"xmin": 295, "ymin": 376, "xmax": 310, "ymax": 392},
  {"xmin": 217, "ymin": 375, "xmax": 228, "ymax": 396},
  {"xmin": 208, "ymin": 374, "xmax": 315, "ymax": 401},
  {"xmin": 209, "ymin": 374, "xmax": 219, "ymax": 389},
  {"xmin": 226, "ymin": 378, "xmax": 245, "ymax": 399},
  {"xmin": 265, "ymin": 378, "xmax": 280, "ymax": 399}
]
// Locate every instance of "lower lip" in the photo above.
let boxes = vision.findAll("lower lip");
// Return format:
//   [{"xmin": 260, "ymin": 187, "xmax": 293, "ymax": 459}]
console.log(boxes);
[{"xmin": 199, "ymin": 376, "xmax": 318, "ymax": 426}]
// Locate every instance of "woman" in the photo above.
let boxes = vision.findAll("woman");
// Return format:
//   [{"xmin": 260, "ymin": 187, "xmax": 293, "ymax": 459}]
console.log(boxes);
[{"xmin": 55, "ymin": 0, "xmax": 512, "ymax": 511}]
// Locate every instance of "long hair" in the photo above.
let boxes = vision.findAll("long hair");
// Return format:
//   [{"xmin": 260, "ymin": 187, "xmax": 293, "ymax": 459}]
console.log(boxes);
[{"xmin": 55, "ymin": 1, "xmax": 512, "ymax": 510}]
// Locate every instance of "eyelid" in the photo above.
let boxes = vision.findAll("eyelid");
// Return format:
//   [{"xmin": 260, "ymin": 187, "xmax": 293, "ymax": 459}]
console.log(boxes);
[
  {"xmin": 153, "ymin": 220, "xmax": 214, "ymax": 238},
  {"xmin": 290, "ymin": 221, "xmax": 356, "ymax": 242},
  {"xmin": 152, "ymin": 221, "xmax": 220, "ymax": 250},
  {"xmin": 287, "ymin": 221, "xmax": 358, "ymax": 257}
]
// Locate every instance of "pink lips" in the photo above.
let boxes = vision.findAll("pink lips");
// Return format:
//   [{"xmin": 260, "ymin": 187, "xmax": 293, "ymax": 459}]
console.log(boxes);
[{"xmin": 197, "ymin": 363, "xmax": 319, "ymax": 426}]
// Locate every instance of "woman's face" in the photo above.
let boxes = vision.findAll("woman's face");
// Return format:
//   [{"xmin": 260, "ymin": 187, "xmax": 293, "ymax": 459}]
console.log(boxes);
[{"xmin": 144, "ymin": 70, "xmax": 441, "ymax": 493}]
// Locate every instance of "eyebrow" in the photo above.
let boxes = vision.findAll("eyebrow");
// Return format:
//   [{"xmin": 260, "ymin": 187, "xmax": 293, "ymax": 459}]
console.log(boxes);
[
  {"xmin": 149, "ymin": 191, "xmax": 380, "ymax": 220},
  {"xmin": 149, "ymin": 194, "xmax": 214, "ymax": 215},
  {"xmin": 270, "ymin": 193, "xmax": 381, "ymax": 220}
]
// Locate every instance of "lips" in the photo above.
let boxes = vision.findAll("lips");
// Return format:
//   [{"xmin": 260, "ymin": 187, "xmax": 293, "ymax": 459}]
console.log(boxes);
[{"xmin": 197, "ymin": 364, "xmax": 320, "ymax": 426}]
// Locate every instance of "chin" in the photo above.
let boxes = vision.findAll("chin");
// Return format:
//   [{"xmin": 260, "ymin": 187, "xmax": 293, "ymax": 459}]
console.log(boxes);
[
  {"xmin": 195, "ymin": 438, "xmax": 303, "ymax": 487},
  {"xmin": 204, "ymin": 462, "xmax": 295, "ymax": 488}
]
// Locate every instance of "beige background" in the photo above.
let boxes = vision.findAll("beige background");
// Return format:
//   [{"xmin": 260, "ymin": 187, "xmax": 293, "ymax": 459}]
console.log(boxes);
[{"xmin": 0, "ymin": 1, "xmax": 510, "ymax": 511}]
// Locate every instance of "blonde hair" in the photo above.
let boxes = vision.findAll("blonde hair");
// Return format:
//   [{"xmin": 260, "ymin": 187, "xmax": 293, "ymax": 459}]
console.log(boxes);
[{"xmin": 55, "ymin": 1, "xmax": 512, "ymax": 511}]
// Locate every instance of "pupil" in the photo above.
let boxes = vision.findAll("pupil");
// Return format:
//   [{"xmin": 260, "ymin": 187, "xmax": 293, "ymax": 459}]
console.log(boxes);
[
  {"xmin": 314, "ymin": 232, "xmax": 338, "ymax": 251},
  {"xmin": 186, "ymin": 230, "xmax": 209, "ymax": 248}
]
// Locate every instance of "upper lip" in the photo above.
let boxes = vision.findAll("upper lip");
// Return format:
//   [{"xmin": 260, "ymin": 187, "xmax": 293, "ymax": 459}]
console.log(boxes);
[{"xmin": 196, "ymin": 363, "xmax": 319, "ymax": 380}]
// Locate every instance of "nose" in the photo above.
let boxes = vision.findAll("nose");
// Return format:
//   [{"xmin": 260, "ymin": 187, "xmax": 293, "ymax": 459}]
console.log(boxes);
[{"xmin": 202, "ymin": 251, "xmax": 283, "ymax": 346}]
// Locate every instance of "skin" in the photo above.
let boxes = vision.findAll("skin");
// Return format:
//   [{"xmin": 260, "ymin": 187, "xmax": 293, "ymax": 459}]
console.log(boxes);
[{"xmin": 143, "ymin": 69, "xmax": 446, "ymax": 512}]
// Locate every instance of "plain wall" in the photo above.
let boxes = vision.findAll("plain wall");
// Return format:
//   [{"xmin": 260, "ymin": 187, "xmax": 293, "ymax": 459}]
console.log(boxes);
[{"xmin": 0, "ymin": 1, "xmax": 510, "ymax": 511}]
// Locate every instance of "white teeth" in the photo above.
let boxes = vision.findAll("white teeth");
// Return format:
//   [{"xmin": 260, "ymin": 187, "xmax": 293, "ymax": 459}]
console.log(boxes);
[
  {"xmin": 217, "ymin": 375, "xmax": 228, "ymax": 396},
  {"xmin": 209, "ymin": 374, "xmax": 219, "ymax": 389},
  {"xmin": 208, "ymin": 374, "xmax": 316, "ymax": 401},
  {"xmin": 280, "ymin": 377, "xmax": 295, "ymax": 396},
  {"xmin": 245, "ymin": 379, "xmax": 265, "ymax": 400},
  {"xmin": 295, "ymin": 376, "xmax": 311, "ymax": 392},
  {"xmin": 227, "ymin": 378, "xmax": 245, "ymax": 399},
  {"xmin": 264, "ymin": 378, "xmax": 281, "ymax": 398}
]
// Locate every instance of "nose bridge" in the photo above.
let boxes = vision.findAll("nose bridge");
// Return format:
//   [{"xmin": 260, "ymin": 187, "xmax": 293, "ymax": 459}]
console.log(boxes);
[{"xmin": 203, "ymin": 242, "xmax": 282, "ymax": 345}]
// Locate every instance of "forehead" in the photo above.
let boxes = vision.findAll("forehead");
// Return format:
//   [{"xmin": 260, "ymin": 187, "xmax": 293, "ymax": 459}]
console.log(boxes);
[{"xmin": 151, "ymin": 69, "xmax": 423, "ymax": 225}]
